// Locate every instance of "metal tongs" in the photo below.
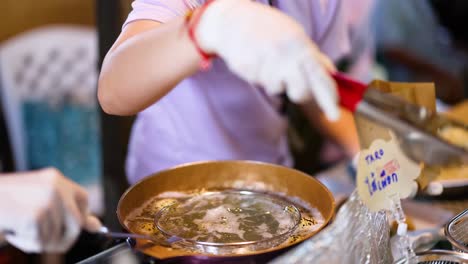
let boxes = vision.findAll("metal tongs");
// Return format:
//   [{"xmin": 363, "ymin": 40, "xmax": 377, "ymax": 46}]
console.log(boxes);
[{"xmin": 333, "ymin": 72, "xmax": 468, "ymax": 167}]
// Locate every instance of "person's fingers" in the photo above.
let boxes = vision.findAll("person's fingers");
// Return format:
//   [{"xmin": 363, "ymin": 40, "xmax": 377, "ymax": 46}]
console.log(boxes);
[
  {"xmin": 60, "ymin": 190, "xmax": 85, "ymax": 227},
  {"xmin": 284, "ymin": 61, "xmax": 311, "ymax": 103},
  {"xmin": 84, "ymin": 215, "xmax": 103, "ymax": 233},
  {"xmin": 317, "ymin": 51, "xmax": 337, "ymax": 72},
  {"xmin": 425, "ymin": 182, "xmax": 443, "ymax": 196},
  {"xmin": 51, "ymin": 209, "xmax": 81, "ymax": 253},
  {"xmin": 408, "ymin": 181, "xmax": 419, "ymax": 198},
  {"xmin": 37, "ymin": 208, "xmax": 53, "ymax": 251},
  {"xmin": 47, "ymin": 195, "xmax": 83, "ymax": 253},
  {"xmin": 257, "ymin": 50, "xmax": 286, "ymax": 96},
  {"xmin": 61, "ymin": 175, "xmax": 89, "ymax": 217},
  {"xmin": 46, "ymin": 195, "xmax": 64, "ymax": 247},
  {"xmin": 74, "ymin": 187, "xmax": 89, "ymax": 217},
  {"xmin": 302, "ymin": 58, "xmax": 339, "ymax": 121}
]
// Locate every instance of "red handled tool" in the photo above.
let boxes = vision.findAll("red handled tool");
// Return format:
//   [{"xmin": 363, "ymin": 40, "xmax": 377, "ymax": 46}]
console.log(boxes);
[
  {"xmin": 333, "ymin": 72, "xmax": 369, "ymax": 113},
  {"xmin": 331, "ymin": 72, "xmax": 468, "ymax": 166}
]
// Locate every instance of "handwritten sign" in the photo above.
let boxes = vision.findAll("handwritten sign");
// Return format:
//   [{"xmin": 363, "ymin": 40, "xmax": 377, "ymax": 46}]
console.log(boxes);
[{"xmin": 357, "ymin": 134, "xmax": 421, "ymax": 211}]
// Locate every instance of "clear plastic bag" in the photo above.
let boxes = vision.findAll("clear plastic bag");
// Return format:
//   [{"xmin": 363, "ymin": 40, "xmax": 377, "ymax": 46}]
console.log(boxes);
[{"xmin": 269, "ymin": 191, "xmax": 393, "ymax": 264}]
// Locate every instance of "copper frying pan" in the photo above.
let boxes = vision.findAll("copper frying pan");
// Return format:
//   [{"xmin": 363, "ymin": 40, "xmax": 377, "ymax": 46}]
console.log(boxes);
[{"xmin": 116, "ymin": 160, "xmax": 335, "ymax": 261}]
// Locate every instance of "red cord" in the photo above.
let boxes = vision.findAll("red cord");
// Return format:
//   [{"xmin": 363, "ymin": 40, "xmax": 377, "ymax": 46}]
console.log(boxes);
[{"xmin": 185, "ymin": 0, "xmax": 216, "ymax": 70}]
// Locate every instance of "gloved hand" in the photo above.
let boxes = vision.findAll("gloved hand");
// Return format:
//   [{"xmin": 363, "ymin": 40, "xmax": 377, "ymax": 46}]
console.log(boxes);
[
  {"xmin": 0, "ymin": 168, "xmax": 102, "ymax": 253},
  {"xmin": 194, "ymin": 0, "xmax": 340, "ymax": 120},
  {"xmin": 410, "ymin": 166, "xmax": 444, "ymax": 197}
]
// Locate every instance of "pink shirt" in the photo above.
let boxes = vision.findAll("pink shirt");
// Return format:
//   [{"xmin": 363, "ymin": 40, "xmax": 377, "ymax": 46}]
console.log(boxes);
[{"xmin": 124, "ymin": 0, "xmax": 350, "ymax": 183}]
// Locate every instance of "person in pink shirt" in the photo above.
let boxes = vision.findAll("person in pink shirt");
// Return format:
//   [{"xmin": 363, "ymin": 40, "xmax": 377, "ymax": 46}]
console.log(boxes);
[{"xmin": 98, "ymin": 0, "xmax": 358, "ymax": 184}]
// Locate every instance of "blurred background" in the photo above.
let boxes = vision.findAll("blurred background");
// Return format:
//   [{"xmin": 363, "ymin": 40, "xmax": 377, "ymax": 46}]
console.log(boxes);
[
  {"xmin": 0, "ymin": 0, "xmax": 466, "ymax": 263},
  {"xmin": 0, "ymin": 1, "xmax": 134, "ymax": 263}
]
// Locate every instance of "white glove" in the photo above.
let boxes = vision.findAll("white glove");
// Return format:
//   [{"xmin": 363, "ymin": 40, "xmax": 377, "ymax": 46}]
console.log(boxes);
[
  {"xmin": 0, "ymin": 168, "xmax": 102, "ymax": 253},
  {"xmin": 194, "ymin": 0, "xmax": 340, "ymax": 120}
]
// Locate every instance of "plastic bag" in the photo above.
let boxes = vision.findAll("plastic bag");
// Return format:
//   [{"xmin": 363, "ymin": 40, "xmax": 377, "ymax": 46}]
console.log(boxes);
[{"xmin": 269, "ymin": 191, "xmax": 393, "ymax": 264}]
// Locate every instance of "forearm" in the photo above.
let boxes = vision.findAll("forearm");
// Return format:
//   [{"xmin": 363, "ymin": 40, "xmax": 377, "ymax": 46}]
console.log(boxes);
[
  {"xmin": 383, "ymin": 47, "xmax": 445, "ymax": 77},
  {"xmin": 384, "ymin": 47, "xmax": 464, "ymax": 103},
  {"xmin": 98, "ymin": 17, "xmax": 201, "ymax": 116},
  {"xmin": 300, "ymin": 104, "xmax": 360, "ymax": 157}
]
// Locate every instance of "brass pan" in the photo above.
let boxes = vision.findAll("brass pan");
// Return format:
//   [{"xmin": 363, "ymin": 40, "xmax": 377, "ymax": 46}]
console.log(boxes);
[{"xmin": 117, "ymin": 160, "xmax": 335, "ymax": 260}]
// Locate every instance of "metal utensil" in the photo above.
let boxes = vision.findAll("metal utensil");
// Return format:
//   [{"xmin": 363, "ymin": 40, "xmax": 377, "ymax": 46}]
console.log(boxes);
[
  {"xmin": 334, "ymin": 72, "xmax": 468, "ymax": 167},
  {"xmin": 1, "ymin": 227, "xmax": 180, "ymax": 247},
  {"xmin": 445, "ymin": 209, "xmax": 468, "ymax": 253},
  {"xmin": 97, "ymin": 226, "xmax": 181, "ymax": 246},
  {"xmin": 394, "ymin": 249, "xmax": 468, "ymax": 264}
]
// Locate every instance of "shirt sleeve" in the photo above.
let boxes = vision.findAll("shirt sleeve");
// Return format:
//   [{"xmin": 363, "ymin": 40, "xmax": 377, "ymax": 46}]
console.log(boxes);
[
  {"xmin": 372, "ymin": 0, "xmax": 408, "ymax": 49},
  {"xmin": 123, "ymin": 0, "xmax": 190, "ymax": 28},
  {"xmin": 315, "ymin": 0, "xmax": 351, "ymax": 62}
]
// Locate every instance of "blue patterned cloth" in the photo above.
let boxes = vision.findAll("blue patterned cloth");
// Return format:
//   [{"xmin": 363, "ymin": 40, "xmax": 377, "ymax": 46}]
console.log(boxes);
[{"xmin": 23, "ymin": 101, "xmax": 102, "ymax": 186}]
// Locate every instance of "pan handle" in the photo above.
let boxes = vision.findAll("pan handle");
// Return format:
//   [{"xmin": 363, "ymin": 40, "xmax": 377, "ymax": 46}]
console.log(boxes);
[{"xmin": 96, "ymin": 226, "xmax": 181, "ymax": 246}]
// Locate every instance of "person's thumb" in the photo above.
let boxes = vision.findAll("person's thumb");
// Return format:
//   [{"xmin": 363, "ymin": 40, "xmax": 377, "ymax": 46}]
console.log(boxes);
[{"xmin": 84, "ymin": 215, "xmax": 103, "ymax": 233}]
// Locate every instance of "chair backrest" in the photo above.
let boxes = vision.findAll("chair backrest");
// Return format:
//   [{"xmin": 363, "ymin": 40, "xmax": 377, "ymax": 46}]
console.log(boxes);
[
  {"xmin": 0, "ymin": 25, "xmax": 97, "ymax": 171},
  {"xmin": 0, "ymin": 25, "xmax": 103, "ymax": 214}
]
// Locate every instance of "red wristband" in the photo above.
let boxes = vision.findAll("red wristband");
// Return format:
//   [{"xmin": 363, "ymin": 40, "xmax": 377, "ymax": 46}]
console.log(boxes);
[{"xmin": 185, "ymin": 0, "xmax": 216, "ymax": 70}]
